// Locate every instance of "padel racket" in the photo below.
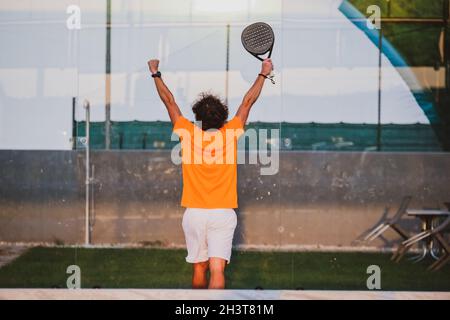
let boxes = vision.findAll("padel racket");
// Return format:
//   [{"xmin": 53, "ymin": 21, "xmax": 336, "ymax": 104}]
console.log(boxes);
[{"xmin": 241, "ymin": 22, "xmax": 275, "ymax": 84}]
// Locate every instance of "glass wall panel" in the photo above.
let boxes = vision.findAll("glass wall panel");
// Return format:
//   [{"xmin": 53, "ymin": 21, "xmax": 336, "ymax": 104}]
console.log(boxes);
[{"xmin": 0, "ymin": 0, "xmax": 449, "ymax": 293}]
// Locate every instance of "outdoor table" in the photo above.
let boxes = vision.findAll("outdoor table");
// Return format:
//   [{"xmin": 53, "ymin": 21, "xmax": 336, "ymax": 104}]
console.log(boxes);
[{"xmin": 406, "ymin": 210, "xmax": 450, "ymax": 261}]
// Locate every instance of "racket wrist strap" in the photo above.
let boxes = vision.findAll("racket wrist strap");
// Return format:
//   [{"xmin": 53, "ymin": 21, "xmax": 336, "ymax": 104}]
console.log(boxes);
[{"xmin": 258, "ymin": 73, "xmax": 275, "ymax": 84}]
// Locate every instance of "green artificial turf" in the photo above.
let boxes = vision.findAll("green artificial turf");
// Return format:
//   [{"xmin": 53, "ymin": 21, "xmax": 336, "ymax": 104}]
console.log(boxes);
[{"xmin": 0, "ymin": 247, "xmax": 449, "ymax": 291}]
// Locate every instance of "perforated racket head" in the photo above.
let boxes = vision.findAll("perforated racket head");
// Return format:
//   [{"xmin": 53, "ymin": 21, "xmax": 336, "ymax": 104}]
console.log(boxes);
[{"xmin": 241, "ymin": 22, "xmax": 274, "ymax": 59}]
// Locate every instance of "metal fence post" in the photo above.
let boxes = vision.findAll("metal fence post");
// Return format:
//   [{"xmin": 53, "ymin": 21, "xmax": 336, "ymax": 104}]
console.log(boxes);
[{"xmin": 83, "ymin": 100, "xmax": 91, "ymax": 246}]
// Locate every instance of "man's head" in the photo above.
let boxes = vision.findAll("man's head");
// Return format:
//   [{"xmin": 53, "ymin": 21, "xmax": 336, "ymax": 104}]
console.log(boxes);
[{"xmin": 192, "ymin": 92, "xmax": 229, "ymax": 131}]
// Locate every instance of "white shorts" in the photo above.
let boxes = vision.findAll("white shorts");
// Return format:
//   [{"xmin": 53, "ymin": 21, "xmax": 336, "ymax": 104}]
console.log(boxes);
[{"xmin": 182, "ymin": 208, "xmax": 237, "ymax": 264}]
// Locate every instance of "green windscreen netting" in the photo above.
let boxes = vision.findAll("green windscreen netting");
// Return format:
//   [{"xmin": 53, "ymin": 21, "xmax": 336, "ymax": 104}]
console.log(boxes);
[{"xmin": 75, "ymin": 121, "xmax": 443, "ymax": 152}]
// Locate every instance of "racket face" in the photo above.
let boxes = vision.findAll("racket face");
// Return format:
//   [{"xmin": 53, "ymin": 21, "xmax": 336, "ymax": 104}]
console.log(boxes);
[{"xmin": 241, "ymin": 22, "xmax": 274, "ymax": 56}]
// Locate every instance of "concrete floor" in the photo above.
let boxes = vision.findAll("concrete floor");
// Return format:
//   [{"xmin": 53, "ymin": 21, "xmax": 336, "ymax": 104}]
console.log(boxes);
[{"xmin": 0, "ymin": 289, "xmax": 449, "ymax": 300}]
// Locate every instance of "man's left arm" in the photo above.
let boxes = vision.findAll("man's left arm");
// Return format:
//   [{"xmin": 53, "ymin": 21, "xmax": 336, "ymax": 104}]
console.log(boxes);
[{"xmin": 148, "ymin": 59, "xmax": 182, "ymax": 125}]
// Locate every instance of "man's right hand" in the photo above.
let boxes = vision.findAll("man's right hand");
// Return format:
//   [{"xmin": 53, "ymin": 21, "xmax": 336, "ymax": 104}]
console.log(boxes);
[
  {"xmin": 260, "ymin": 58, "xmax": 273, "ymax": 76},
  {"xmin": 148, "ymin": 59, "xmax": 159, "ymax": 74}
]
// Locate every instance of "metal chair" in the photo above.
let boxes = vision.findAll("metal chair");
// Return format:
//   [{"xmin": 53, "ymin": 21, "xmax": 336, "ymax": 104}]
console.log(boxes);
[
  {"xmin": 427, "ymin": 202, "xmax": 450, "ymax": 270},
  {"xmin": 364, "ymin": 196, "xmax": 412, "ymax": 242},
  {"xmin": 392, "ymin": 202, "xmax": 450, "ymax": 269},
  {"xmin": 427, "ymin": 217, "xmax": 450, "ymax": 271}
]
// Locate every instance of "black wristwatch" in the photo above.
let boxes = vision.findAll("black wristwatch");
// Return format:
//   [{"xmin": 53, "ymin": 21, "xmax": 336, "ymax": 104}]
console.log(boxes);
[{"xmin": 151, "ymin": 71, "xmax": 161, "ymax": 78}]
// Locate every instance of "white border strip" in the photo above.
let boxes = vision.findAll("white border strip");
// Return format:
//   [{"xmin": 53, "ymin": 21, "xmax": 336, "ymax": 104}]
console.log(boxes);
[{"xmin": 0, "ymin": 289, "xmax": 449, "ymax": 300}]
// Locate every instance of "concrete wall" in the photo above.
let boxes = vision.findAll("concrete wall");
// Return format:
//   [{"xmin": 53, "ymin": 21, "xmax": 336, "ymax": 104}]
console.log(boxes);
[{"xmin": 1, "ymin": 150, "xmax": 449, "ymax": 248}]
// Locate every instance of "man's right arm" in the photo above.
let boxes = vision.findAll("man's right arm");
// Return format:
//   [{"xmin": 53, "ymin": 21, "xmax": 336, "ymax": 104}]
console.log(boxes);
[{"xmin": 235, "ymin": 58, "xmax": 273, "ymax": 125}]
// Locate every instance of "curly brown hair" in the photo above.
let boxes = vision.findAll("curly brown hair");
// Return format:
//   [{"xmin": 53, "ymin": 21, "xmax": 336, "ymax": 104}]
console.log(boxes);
[{"xmin": 192, "ymin": 92, "xmax": 229, "ymax": 131}]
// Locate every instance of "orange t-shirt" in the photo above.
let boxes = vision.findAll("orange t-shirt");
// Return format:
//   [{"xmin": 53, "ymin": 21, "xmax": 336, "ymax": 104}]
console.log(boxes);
[{"xmin": 173, "ymin": 116, "xmax": 244, "ymax": 208}]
